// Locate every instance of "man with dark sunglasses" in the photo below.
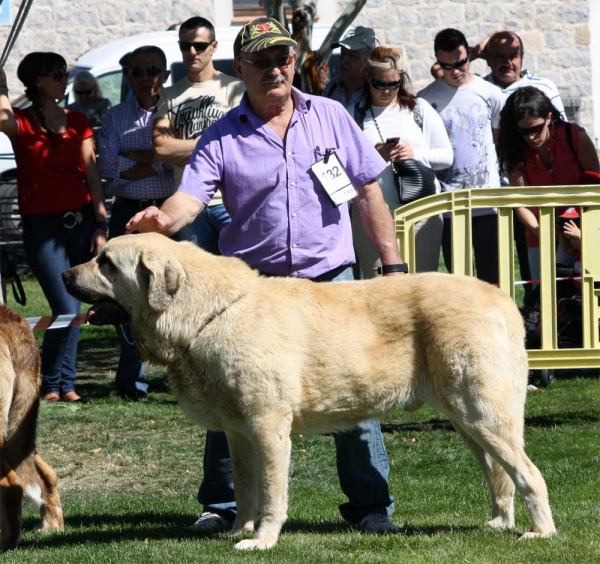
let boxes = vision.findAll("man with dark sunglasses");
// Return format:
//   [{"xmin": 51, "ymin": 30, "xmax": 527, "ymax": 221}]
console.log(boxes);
[
  {"xmin": 98, "ymin": 45, "xmax": 173, "ymax": 401},
  {"xmin": 418, "ymin": 28, "xmax": 504, "ymax": 285},
  {"xmin": 153, "ymin": 16, "xmax": 245, "ymax": 253},
  {"xmin": 322, "ymin": 26, "xmax": 379, "ymax": 110},
  {"xmin": 129, "ymin": 16, "xmax": 404, "ymax": 541}
]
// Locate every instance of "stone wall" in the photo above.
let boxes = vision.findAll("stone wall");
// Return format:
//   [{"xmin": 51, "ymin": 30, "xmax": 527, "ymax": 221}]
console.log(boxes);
[{"xmin": 0, "ymin": 0, "xmax": 594, "ymax": 136}]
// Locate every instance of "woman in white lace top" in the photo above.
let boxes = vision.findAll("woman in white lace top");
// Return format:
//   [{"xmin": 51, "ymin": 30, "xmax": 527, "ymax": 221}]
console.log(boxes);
[{"xmin": 351, "ymin": 46, "xmax": 453, "ymax": 277}]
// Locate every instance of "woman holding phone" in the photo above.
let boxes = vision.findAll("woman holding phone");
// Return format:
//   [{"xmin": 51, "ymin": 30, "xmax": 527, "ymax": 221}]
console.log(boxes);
[{"xmin": 352, "ymin": 46, "xmax": 453, "ymax": 277}]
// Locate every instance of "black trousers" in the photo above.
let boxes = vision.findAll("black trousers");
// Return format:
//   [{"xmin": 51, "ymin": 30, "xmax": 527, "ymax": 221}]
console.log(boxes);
[{"xmin": 442, "ymin": 214, "xmax": 499, "ymax": 285}]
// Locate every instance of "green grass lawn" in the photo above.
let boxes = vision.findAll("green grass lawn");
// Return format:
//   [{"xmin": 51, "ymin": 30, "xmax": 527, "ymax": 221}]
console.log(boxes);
[{"xmin": 4, "ymin": 276, "xmax": 600, "ymax": 563}]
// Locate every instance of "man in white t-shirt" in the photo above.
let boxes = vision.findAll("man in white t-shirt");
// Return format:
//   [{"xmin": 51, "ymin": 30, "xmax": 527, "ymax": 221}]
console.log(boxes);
[
  {"xmin": 418, "ymin": 28, "xmax": 504, "ymax": 284},
  {"xmin": 153, "ymin": 16, "xmax": 245, "ymax": 253}
]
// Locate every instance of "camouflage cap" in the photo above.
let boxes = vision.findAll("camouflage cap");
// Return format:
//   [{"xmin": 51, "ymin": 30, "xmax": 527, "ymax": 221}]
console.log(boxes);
[{"xmin": 234, "ymin": 17, "xmax": 297, "ymax": 57}]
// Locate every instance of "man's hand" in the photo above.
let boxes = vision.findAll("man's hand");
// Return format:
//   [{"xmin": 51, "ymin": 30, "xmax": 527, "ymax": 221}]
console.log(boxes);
[
  {"xmin": 125, "ymin": 192, "xmax": 207, "ymax": 236},
  {"xmin": 126, "ymin": 206, "xmax": 173, "ymax": 234}
]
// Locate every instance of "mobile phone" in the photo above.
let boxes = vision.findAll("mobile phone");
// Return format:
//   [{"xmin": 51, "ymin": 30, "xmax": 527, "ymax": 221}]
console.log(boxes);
[{"xmin": 386, "ymin": 137, "xmax": 400, "ymax": 144}]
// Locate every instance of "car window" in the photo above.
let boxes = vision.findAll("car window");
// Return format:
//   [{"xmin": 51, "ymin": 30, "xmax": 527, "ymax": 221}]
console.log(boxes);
[{"xmin": 96, "ymin": 71, "xmax": 124, "ymax": 106}]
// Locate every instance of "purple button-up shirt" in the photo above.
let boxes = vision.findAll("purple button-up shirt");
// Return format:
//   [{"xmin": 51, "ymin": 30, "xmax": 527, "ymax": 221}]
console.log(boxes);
[{"xmin": 178, "ymin": 87, "xmax": 386, "ymax": 278}]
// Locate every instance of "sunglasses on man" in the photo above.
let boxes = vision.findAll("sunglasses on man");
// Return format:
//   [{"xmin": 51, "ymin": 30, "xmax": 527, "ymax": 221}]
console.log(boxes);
[
  {"xmin": 436, "ymin": 57, "xmax": 469, "ymax": 71},
  {"xmin": 178, "ymin": 41, "xmax": 213, "ymax": 52},
  {"xmin": 129, "ymin": 66, "xmax": 165, "ymax": 79},
  {"xmin": 517, "ymin": 121, "xmax": 547, "ymax": 137},
  {"xmin": 370, "ymin": 78, "xmax": 402, "ymax": 90},
  {"xmin": 44, "ymin": 69, "xmax": 68, "ymax": 82},
  {"xmin": 239, "ymin": 54, "xmax": 295, "ymax": 70}
]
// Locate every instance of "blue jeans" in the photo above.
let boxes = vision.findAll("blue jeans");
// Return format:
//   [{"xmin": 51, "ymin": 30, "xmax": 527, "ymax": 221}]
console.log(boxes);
[
  {"xmin": 199, "ymin": 265, "xmax": 394, "ymax": 523},
  {"xmin": 177, "ymin": 204, "xmax": 231, "ymax": 255},
  {"xmin": 108, "ymin": 199, "xmax": 148, "ymax": 394},
  {"xmin": 23, "ymin": 213, "xmax": 95, "ymax": 395}
]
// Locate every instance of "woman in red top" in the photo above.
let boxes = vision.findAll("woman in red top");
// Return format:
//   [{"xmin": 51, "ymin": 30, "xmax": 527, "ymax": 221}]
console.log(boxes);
[
  {"xmin": 496, "ymin": 86, "xmax": 599, "ymax": 282},
  {"xmin": 0, "ymin": 53, "xmax": 107, "ymax": 402}
]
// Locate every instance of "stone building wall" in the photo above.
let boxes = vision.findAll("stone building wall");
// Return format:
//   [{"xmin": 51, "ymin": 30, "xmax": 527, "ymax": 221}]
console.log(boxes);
[{"xmin": 0, "ymin": 0, "xmax": 594, "ymax": 137}]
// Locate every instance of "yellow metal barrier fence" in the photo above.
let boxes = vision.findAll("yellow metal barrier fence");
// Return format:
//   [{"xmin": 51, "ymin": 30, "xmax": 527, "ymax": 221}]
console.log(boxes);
[{"xmin": 394, "ymin": 186, "xmax": 600, "ymax": 370}]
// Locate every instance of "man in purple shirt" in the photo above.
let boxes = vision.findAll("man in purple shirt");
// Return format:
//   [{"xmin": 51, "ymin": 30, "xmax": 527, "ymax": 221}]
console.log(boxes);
[{"xmin": 128, "ymin": 17, "xmax": 405, "ymax": 536}]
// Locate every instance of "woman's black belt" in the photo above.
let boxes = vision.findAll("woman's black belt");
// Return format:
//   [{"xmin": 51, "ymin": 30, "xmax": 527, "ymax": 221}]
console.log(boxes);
[{"xmin": 118, "ymin": 197, "xmax": 168, "ymax": 210}]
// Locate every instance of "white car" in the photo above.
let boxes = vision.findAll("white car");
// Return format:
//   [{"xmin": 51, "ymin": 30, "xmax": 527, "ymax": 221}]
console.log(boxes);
[{"xmin": 0, "ymin": 24, "xmax": 339, "ymax": 238}]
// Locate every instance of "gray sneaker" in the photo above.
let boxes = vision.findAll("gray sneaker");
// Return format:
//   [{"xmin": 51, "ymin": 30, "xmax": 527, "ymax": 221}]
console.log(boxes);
[
  {"xmin": 190, "ymin": 512, "xmax": 232, "ymax": 533},
  {"xmin": 358, "ymin": 514, "xmax": 401, "ymax": 534}
]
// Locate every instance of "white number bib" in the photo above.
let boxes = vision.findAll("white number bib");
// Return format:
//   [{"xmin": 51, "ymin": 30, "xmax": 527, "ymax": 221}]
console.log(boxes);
[{"xmin": 311, "ymin": 150, "xmax": 358, "ymax": 206}]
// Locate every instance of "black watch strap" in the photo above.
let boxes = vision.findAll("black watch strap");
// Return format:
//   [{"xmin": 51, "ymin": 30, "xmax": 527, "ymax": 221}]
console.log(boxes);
[
  {"xmin": 377, "ymin": 263, "xmax": 409, "ymax": 275},
  {"xmin": 95, "ymin": 221, "xmax": 108, "ymax": 231}
]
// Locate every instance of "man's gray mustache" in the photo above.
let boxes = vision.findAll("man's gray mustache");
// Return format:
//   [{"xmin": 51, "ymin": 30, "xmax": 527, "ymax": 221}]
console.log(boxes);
[{"xmin": 261, "ymin": 76, "xmax": 286, "ymax": 85}]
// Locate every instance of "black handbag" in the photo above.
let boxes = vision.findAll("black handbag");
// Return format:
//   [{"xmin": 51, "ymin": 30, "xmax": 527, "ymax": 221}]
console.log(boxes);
[{"xmin": 392, "ymin": 158, "xmax": 437, "ymax": 205}]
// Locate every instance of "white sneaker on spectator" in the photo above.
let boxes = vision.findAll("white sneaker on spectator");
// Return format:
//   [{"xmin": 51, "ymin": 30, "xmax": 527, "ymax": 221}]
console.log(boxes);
[
  {"xmin": 190, "ymin": 512, "xmax": 232, "ymax": 533},
  {"xmin": 358, "ymin": 514, "xmax": 401, "ymax": 534}
]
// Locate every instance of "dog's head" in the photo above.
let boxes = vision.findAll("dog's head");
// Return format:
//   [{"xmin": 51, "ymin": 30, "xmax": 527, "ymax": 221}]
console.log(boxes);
[{"xmin": 62, "ymin": 233, "xmax": 187, "ymax": 325}]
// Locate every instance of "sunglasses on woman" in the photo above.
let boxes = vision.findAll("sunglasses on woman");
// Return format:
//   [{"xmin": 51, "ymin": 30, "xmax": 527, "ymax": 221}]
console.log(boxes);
[
  {"xmin": 517, "ymin": 121, "xmax": 547, "ymax": 137},
  {"xmin": 370, "ymin": 78, "xmax": 402, "ymax": 90},
  {"xmin": 74, "ymin": 89, "xmax": 93, "ymax": 96},
  {"xmin": 436, "ymin": 57, "xmax": 469, "ymax": 71},
  {"xmin": 44, "ymin": 69, "xmax": 68, "ymax": 82},
  {"xmin": 178, "ymin": 41, "xmax": 212, "ymax": 52},
  {"xmin": 129, "ymin": 66, "xmax": 164, "ymax": 79}
]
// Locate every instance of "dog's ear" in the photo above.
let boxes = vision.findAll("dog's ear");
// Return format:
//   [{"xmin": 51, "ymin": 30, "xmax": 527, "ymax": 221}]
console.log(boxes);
[{"xmin": 139, "ymin": 251, "xmax": 186, "ymax": 312}]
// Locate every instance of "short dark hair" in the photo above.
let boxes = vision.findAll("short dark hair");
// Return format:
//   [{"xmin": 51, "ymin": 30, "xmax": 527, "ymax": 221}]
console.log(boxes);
[
  {"xmin": 434, "ymin": 28, "xmax": 469, "ymax": 55},
  {"xmin": 180, "ymin": 16, "xmax": 216, "ymax": 42},
  {"xmin": 129, "ymin": 46, "xmax": 168, "ymax": 70}
]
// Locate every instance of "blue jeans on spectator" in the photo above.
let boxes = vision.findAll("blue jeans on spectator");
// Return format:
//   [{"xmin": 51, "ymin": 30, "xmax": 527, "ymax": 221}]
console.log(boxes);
[
  {"xmin": 199, "ymin": 265, "xmax": 395, "ymax": 523},
  {"xmin": 23, "ymin": 213, "xmax": 95, "ymax": 396},
  {"xmin": 108, "ymin": 199, "xmax": 148, "ymax": 395},
  {"xmin": 178, "ymin": 203, "xmax": 231, "ymax": 254}
]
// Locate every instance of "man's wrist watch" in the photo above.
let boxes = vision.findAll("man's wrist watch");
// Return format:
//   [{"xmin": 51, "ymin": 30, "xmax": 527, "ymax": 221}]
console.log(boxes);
[
  {"xmin": 377, "ymin": 263, "xmax": 409, "ymax": 275},
  {"xmin": 95, "ymin": 221, "xmax": 108, "ymax": 231}
]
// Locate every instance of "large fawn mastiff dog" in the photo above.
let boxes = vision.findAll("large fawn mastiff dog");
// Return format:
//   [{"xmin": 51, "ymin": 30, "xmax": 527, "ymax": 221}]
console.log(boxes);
[
  {"xmin": 0, "ymin": 305, "xmax": 64, "ymax": 550},
  {"xmin": 62, "ymin": 233, "xmax": 555, "ymax": 550}
]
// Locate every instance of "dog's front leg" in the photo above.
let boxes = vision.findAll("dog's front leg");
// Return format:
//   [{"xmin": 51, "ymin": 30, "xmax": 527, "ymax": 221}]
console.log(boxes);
[
  {"xmin": 227, "ymin": 431, "xmax": 258, "ymax": 534},
  {"xmin": 234, "ymin": 413, "xmax": 292, "ymax": 551}
]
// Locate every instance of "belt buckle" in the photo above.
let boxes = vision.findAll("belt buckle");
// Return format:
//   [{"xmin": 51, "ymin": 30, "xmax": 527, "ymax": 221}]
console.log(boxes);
[{"xmin": 63, "ymin": 210, "xmax": 83, "ymax": 229}]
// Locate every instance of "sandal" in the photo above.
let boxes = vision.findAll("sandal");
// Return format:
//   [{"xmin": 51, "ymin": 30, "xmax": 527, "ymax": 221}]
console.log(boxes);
[
  {"xmin": 43, "ymin": 393, "xmax": 60, "ymax": 402},
  {"xmin": 60, "ymin": 392, "xmax": 91, "ymax": 404}
]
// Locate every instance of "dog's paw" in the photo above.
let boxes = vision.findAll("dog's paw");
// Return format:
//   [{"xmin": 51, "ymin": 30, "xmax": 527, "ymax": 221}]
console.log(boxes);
[
  {"xmin": 519, "ymin": 529, "xmax": 557, "ymax": 540},
  {"xmin": 232, "ymin": 519, "xmax": 255, "ymax": 534},
  {"xmin": 485, "ymin": 516, "xmax": 514, "ymax": 530},
  {"xmin": 234, "ymin": 537, "xmax": 277, "ymax": 551}
]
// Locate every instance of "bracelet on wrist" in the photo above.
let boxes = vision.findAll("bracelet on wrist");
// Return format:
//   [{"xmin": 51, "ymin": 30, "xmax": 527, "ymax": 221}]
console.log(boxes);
[{"xmin": 377, "ymin": 263, "xmax": 409, "ymax": 275}]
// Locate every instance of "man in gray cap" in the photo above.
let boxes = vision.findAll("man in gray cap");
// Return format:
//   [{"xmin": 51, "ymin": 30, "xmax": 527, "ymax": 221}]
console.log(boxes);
[{"xmin": 322, "ymin": 25, "xmax": 379, "ymax": 109}]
